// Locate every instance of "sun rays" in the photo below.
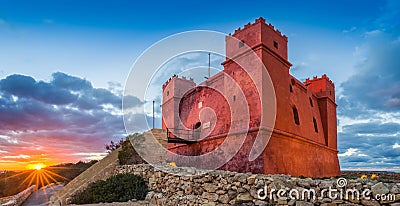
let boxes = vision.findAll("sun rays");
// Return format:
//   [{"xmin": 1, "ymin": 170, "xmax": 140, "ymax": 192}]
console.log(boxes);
[{"xmin": 2, "ymin": 166, "xmax": 69, "ymax": 193}]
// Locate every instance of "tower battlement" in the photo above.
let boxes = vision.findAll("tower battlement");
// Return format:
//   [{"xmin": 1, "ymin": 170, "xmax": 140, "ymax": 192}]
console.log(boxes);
[
  {"xmin": 305, "ymin": 74, "xmax": 334, "ymax": 86},
  {"xmin": 231, "ymin": 17, "xmax": 288, "ymax": 41},
  {"xmin": 304, "ymin": 74, "xmax": 335, "ymax": 101},
  {"xmin": 162, "ymin": 74, "xmax": 195, "ymax": 90},
  {"xmin": 226, "ymin": 17, "xmax": 289, "ymax": 61}
]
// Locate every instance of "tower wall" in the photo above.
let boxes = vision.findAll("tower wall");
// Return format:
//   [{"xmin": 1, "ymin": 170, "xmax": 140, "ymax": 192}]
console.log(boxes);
[
  {"xmin": 161, "ymin": 75, "xmax": 196, "ymax": 130},
  {"xmin": 304, "ymin": 75, "xmax": 337, "ymax": 150}
]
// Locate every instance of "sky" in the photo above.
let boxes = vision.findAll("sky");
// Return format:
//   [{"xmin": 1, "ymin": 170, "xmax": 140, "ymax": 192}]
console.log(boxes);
[{"xmin": 0, "ymin": 0, "xmax": 399, "ymax": 171}]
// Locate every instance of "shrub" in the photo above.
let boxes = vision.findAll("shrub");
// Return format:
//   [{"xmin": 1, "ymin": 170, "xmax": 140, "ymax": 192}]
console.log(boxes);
[
  {"xmin": 70, "ymin": 173, "xmax": 149, "ymax": 204},
  {"xmin": 118, "ymin": 134, "xmax": 146, "ymax": 165}
]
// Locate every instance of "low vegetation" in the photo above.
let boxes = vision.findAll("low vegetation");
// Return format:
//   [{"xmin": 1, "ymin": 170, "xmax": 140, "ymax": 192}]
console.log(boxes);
[{"xmin": 70, "ymin": 173, "xmax": 148, "ymax": 204}]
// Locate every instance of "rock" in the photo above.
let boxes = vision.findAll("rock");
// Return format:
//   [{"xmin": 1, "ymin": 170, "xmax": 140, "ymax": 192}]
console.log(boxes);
[
  {"xmin": 361, "ymin": 199, "xmax": 380, "ymax": 206},
  {"xmin": 250, "ymin": 188, "xmax": 259, "ymax": 198},
  {"xmin": 319, "ymin": 180, "xmax": 333, "ymax": 189},
  {"xmin": 254, "ymin": 200, "xmax": 269, "ymax": 205},
  {"xmin": 218, "ymin": 194, "xmax": 229, "ymax": 204},
  {"xmin": 295, "ymin": 201, "xmax": 314, "ymax": 206},
  {"xmin": 277, "ymin": 198, "xmax": 288, "ymax": 205},
  {"xmin": 371, "ymin": 182, "xmax": 389, "ymax": 196},
  {"xmin": 227, "ymin": 190, "xmax": 237, "ymax": 199},
  {"xmin": 235, "ymin": 174, "xmax": 248, "ymax": 183},
  {"xmin": 237, "ymin": 187, "xmax": 247, "ymax": 193},
  {"xmin": 389, "ymin": 184, "xmax": 400, "ymax": 194},
  {"xmin": 184, "ymin": 185, "xmax": 193, "ymax": 194},
  {"xmin": 320, "ymin": 203, "xmax": 337, "ymax": 206},
  {"xmin": 202, "ymin": 192, "xmax": 218, "ymax": 202},
  {"xmin": 321, "ymin": 198, "xmax": 332, "ymax": 203},
  {"xmin": 203, "ymin": 183, "xmax": 218, "ymax": 193},
  {"xmin": 288, "ymin": 199, "xmax": 296, "ymax": 206},
  {"xmin": 247, "ymin": 175, "xmax": 257, "ymax": 185},
  {"xmin": 332, "ymin": 199, "xmax": 344, "ymax": 204},
  {"xmin": 297, "ymin": 179, "xmax": 311, "ymax": 188},
  {"xmin": 215, "ymin": 189, "xmax": 226, "ymax": 195},
  {"xmin": 236, "ymin": 192, "xmax": 253, "ymax": 203},
  {"xmin": 243, "ymin": 184, "xmax": 251, "ymax": 190}
]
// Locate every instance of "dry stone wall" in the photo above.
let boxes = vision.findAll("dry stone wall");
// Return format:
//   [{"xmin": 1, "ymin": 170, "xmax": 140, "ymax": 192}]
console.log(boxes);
[{"xmin": 115, "ymin": 164, "xmax": 400, "ymax": 206}]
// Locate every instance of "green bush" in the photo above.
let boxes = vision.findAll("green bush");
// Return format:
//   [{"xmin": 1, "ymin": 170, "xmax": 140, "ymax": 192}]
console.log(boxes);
[
  {"xmin": 70, "ymin": 173, "xmax": 149, "ymax": 204},
  {"xmin": 118, "ymin": 134, "xmax": 146, "ymax": 165}
]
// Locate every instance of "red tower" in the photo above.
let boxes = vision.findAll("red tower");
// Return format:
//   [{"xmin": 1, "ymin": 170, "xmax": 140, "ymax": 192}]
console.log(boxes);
[{"xmin": 161, "ymin": 17, "xmax": 340, "ymax": 177}]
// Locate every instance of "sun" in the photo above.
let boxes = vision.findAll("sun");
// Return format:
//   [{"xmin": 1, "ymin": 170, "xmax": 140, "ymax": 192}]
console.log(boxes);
[
  {"xmin": 34, "ymin": 164, "xmax": 43, "ymax": 170},
  {"xmin": 27, "ymin": 163, "xmax": 47, "ymax": 170}
]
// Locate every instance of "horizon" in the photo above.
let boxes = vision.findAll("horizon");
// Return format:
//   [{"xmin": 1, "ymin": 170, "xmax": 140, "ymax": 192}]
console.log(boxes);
[{"xmin": 0, "ymin": 0, "xmax": 399, "ymax": 171}]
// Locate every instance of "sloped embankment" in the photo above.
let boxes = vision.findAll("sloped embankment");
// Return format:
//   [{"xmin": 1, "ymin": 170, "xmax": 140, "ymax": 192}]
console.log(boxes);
[
  {"xmin": 49, "ymin": 129, "xmax": 168, "ymax": 205},
  {"xmin": 49, "ymin": 147, "xmax": 121, "ymax": 205}
]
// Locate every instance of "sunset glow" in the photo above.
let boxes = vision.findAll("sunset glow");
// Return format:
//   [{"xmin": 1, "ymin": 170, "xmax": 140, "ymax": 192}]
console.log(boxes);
[{"xmin": 28, "ymin": 163, "xmax": 47, "ymax": 171}]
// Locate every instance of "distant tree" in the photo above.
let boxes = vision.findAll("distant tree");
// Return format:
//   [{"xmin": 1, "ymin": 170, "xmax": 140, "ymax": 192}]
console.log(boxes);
[{"xmin": 105, "ymin": 138, "xmax": 124, "ymax": 153}]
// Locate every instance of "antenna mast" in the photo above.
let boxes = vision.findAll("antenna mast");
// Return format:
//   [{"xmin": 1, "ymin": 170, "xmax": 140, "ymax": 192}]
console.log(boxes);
[{"xmin": 208, "ymin": 53, "xmax": 210, "ymax": 78}]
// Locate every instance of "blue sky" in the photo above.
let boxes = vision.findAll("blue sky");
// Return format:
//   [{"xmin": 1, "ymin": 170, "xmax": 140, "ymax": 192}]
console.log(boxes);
[{"xmin": 0, "ymin": 0, "xmax": 399, "ymax": 170}]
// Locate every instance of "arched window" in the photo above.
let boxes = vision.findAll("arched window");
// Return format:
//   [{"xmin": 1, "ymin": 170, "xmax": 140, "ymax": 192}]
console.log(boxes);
[
  {"xmin": 309, "ymin": 97, "xmax": 313, "ymax": 107},
  {"xmin": 292, "ymin": 106, "xmax": 300, "ymax": 125},
  {"xmin": 289, "ymin": 85, "xmax": 293, "ymax": 93},
  {"xmin": 194, "ymin": 122, "xmax": 201, "ymax": 130}
]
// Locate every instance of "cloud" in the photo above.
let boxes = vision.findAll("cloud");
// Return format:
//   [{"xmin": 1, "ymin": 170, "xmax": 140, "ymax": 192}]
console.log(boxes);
[
  {"xmin": 336, "ymin": 3, "xmax": 400, "ymax": 169},
  {"xmin": 72, "ymin": 152, "xmax": 108, "ymax": 161},
  {"xmin": 342, "ymin": 122, "xmax": 400, "ymax": 135},
  {"xmin": 0, "ymin": 135, "xmax": 18, "ymax": 144},
  {"xmin": 342, "ymin": 26, "xmax": 357, "ymax": 33},
  {"xmin": 52, "ymin": 72, "xmax": 92, "ymax": 91},
  {"xmin": 0, "ymin": 74, "xmax": 78, "ymax": 105},
  {"xmin": 338, "ymin": 148, "xmax": 367, "ymax": 157},
  {"xmin": 2, "ymin": 154, "xmax": 30, "ymax": 159},
  {"xmin": 0, "ymin": 72, "xmax": 150, "ymax": 166}
]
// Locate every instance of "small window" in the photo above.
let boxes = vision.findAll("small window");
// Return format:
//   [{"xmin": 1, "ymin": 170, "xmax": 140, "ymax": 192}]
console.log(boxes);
[
  {"xmin": 292, "ymin": 106, "xmax": 300, "ymax": 125},
  {"xmin": 239, "ymin": 41, "xmax": 245, "ymax": 48},
  {"xmin": 194, "ymin": 122, "xmax": 201, "ymax": 129},
  {"xmin": 289, "ymin": 85, "xmax": 293, "ymax": 93},
  {"xmin": 166, "ymin": 91, "xmax": 169, "ymax": 96},
  {"xmin": 309, "ymin": 97, "xmax": 313, "ymax": 107},
  {"xmin": 233, "ymin": 95, "xmax": 236, "ymax": 101},
  {"xmin": 313, "ymin": 117, "xmax": 318, "ymax": 133},
  {"xmin": 273, "ymin": 41, "xmax": 278, "ymax": 49}
]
